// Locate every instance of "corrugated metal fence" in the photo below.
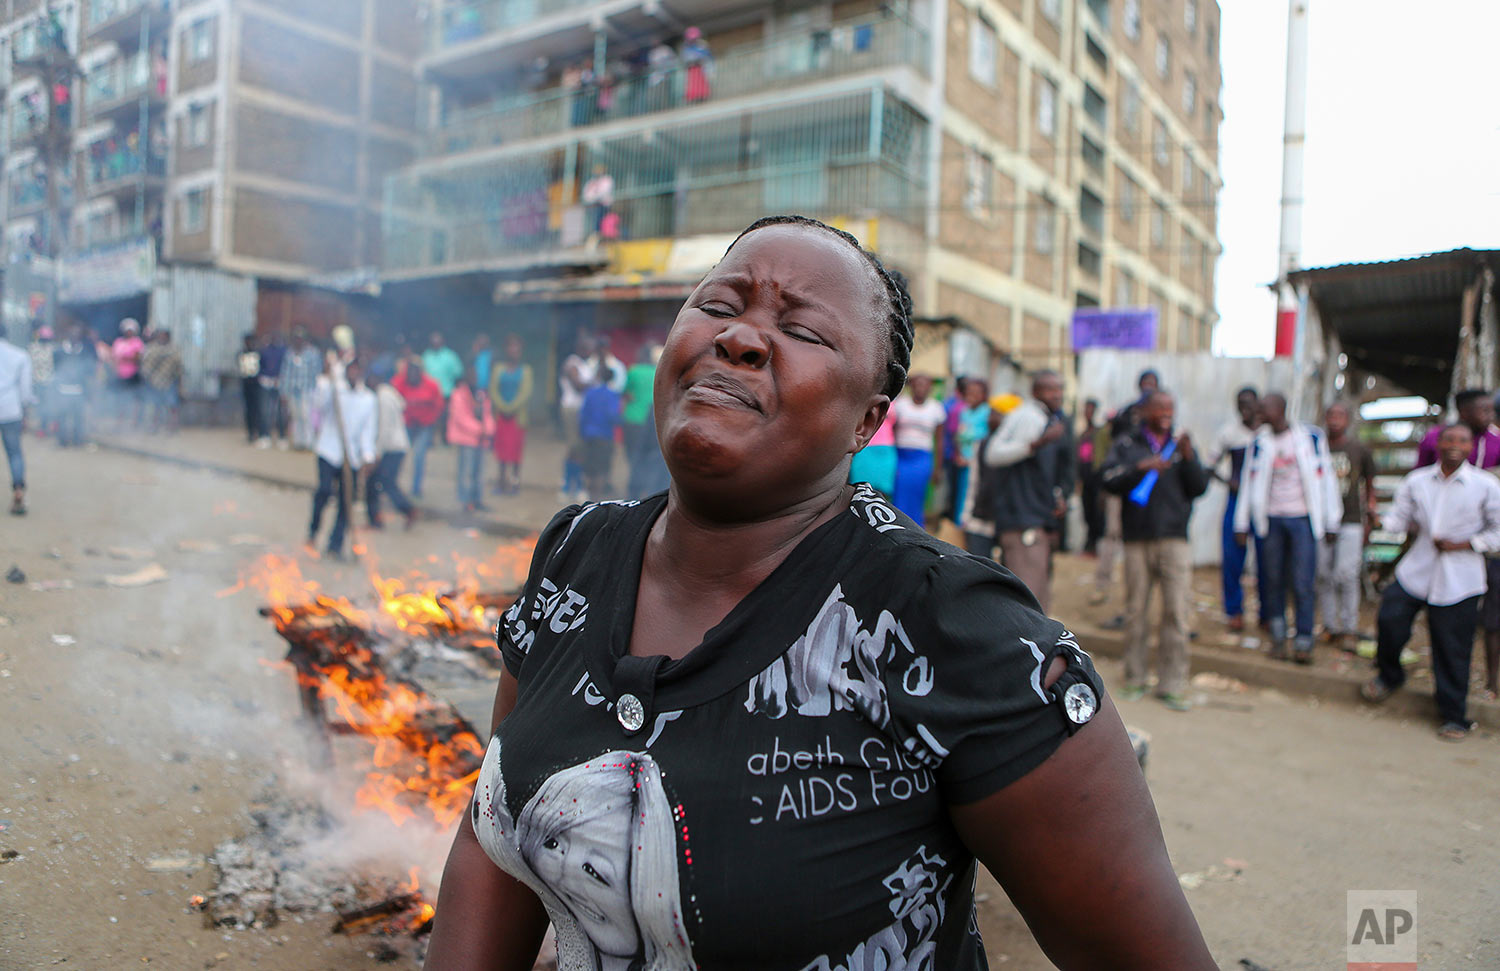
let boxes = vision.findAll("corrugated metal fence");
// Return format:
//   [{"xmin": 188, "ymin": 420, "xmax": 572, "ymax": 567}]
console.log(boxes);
[{"xmin": 149, "ymin": 264, "xmax": 256, "ymax": 400}]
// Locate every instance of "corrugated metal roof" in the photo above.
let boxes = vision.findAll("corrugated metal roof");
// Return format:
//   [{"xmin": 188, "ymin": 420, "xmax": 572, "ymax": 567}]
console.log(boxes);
[{"xmin": 1287, "ymin": 248, "xmax": 1499, "ymax": 402}]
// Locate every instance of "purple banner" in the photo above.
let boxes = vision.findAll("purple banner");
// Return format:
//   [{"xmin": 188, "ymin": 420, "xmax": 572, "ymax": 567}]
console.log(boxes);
[{"xmin": 1071, "ymin": 308, "xmax": 1159, "ymax": 352}]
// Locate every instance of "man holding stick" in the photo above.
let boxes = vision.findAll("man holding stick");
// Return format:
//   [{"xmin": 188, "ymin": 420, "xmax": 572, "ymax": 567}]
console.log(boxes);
[{"xmin": 307, "ymin": 358, "xmax": 377, "ymax": 561}]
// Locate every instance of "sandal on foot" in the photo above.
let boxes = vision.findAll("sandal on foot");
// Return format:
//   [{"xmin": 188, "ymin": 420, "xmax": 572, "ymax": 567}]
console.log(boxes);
[
  {"xmin": 1118, "ymin": 685, "xmax": 1148, "ymax": 702},
  {"xmin": 1360, "ymin": 678, "xmax": 1395, "ymax": 704},
  {"xmin": 1159, "ymin": 692, "xmax": 1193, "ymax": 712},
  {"xmin": 1437, "ymin": 721, "xmax": 1471, "ymax": 741},
  {"xmin": 1482, "ymin": 688, "xmax": 1498, "ymax": 702}
]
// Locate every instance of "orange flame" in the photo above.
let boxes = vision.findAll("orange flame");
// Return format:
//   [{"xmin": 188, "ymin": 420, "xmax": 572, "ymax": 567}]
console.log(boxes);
[{"xmin": 233, "ymin": 543, "xmax": 533, "ymax": 830}]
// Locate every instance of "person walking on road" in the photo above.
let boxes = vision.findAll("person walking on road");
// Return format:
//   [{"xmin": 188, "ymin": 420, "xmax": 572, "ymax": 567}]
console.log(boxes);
[
  {"xmin": 366, "ymin": 363, "xmax": 417, "ymax": 531},
  {"xmin": 1207, "ymin": 387, "xmax": 1261, "ymax": 631},
  {"xmin": 0, "ymin": 333, "xmax": 34, "ymax": 515},
  {"xmin": 1413, "ymin": 389, "xmax": 1500, "ymax": 702},
  {"xmin": 1362, "ymin": 423, "xmax": 1500, "ymax": 741},
  {"xmin": 488, "ymin": 334, "xmax": 533, "ymax": 496},
  {"xmin": 1234, "ymin": 392, "xmax": 1341, "ymax": 663},
  {"xmin": 983, "ymin": 370, "xmax": 1073, "ymax": 612},
  {"xmin": 392, "ymin": 357, "xmax": 444, "ymax": 499},
  {"xmin": 1319, "ymin": 401, "xmax": 1376, "ymax": 651},
  {"xmin": 307, "ymin": 359, "xmax": 377, "ymax": 561},
  {"xmin": 1101, "ymin": 391, "xmax": 1210, "ymax": 711}
]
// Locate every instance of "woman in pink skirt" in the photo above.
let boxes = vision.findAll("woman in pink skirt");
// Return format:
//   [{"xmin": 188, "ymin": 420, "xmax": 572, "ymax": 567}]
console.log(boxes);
[{"xmin": 488, "ymin": 334, "xmax": 533, "ymax": 495}]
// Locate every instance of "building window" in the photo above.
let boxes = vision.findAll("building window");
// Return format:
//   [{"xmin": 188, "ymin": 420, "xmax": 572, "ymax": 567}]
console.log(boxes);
[
  {"xmin": 1183, "ymin": 73, "xmax": 1197, "ymax": 116},
  {"xmin": 964, "ymin": 147, "xmax": 993, "ymax": 218},
  {"xmin": 181, "ymin": 188, "xmax": 207, "ymax": 233},
  {"xmin": 1183, "ymin": 157, "xmax": 1196, "ymax": 194},
  {"xmin": 1207, "ymin": 19, "xmax": 1218, "ymax": 58},
  {"xmin": 969, "ymin": 14, "xmax": 997, "ymax": 86},
  {"xmin": 1119, "ymin": 175, "xmax": 1137, "ymax": 222},
  {"xmin": 186, "ymin": 103, "xmax": 210, "ymax": 147},
  {"xmin": 1153, "ymin": 116, "xmax": 1169, "ymax": 167},
  {"xmin": 1185, "ymin": 0, "xmax": 1198, "ymax": 35},
  {"xmin": 1122, "ymin": 79, "xmax": 1141, "ymax": 133},
  {"xmin": 1079, "ymin": 187, "xmax": 1105, "ymax": 237},
  {"xmin": 1155, "ymin": 33, "xmax": 1171, "ymax": 80},
  {"xmin": 1114, "ymin": 269, "xmax": 1133, "ymax": 307},
  {"xmin": 1041, "ymin": 0, "xmax": 1062, "ymax": 27},
  {"xmin": 1123, "ymin": 0, "xmax": 1141, "ymax": 40},
  {"xmin": 1077, "ymin": 241, "xmax": 1102, "ymax": 277},
  {"xmin": 1151, "ymin": 201, "xmax": 1167, "ymax": 248},
  {"xmin": 1081, "ymin": 133, "xmax": 1105, "ymax": 175},
  {"xmin": 1037, "ymin": 76, "xmax": 1058, "ymax": 138},
  {"xmin": 186, "ymin": 18, "xmax": 215, "ymax": 63},
  {"xmin": 1181, "ymin": 233, "xmax": 1195, "ymax": 271},
  {"xmin": 1034, "ymin": 201, "xmax": 1055, "ymax": 254},
  {"xmin": 1084, "ymin": 32, "xmax": 1108, "ymax": 70},
  {"xmin": 1083, "ymin": 83, "xmax": 1108, "ymax": 129}
]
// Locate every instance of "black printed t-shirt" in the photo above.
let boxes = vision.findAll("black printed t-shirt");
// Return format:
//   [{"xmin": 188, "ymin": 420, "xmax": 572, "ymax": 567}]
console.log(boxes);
[{"xmin": 472, "ymin": 486, "xmax": 1105, "ymax": 971}]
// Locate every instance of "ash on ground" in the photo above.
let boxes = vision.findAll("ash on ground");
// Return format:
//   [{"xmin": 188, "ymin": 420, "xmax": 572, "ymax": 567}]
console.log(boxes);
[{"xmin": 207, "ymin": 792, "xmax": 432, "ymax": 963}]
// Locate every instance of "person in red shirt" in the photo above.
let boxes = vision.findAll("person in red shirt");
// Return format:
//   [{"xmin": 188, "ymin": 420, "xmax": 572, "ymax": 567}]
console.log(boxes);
[{"xmin": 392, "ymin": 356, "xmax": 444, "ymax": 499}]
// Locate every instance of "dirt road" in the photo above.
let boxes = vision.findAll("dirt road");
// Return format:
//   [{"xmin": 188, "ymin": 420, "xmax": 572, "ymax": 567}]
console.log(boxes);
[{"xmin": 1, "ymin": 443, "xmax": 1495, "ymax": 970}]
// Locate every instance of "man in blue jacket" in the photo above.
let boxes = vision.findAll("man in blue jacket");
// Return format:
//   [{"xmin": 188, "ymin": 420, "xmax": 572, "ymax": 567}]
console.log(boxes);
[{"xmin": 1102, "ymin": 390, "xmax": 1210, "ymax": 711}]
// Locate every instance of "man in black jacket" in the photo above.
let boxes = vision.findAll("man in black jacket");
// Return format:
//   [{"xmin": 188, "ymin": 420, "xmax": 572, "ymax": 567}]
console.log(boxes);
[{"xmin": 1101, "ymin": 390, "xmax": 1210, "ymax": 711}]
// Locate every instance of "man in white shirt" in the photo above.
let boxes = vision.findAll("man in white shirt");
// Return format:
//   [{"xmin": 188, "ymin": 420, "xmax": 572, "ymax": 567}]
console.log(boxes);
[
  {"xmin": 307, "ymin": 359, "xmax": 378, "ymax": 560},
  {"xmin": 1362, "ymin": 424, "xmax": 1500, "ymax": 740},
  {"xmin": 1234, "ymin": 393, "xmax": 1341, "ymax": 662},
  {"xmin": 0, "ymin": 335, "xmax": 34, "ymax": 516},
  {"xmin": 365, "ymin": 362, "xmax": 418, "ymax": 531}
]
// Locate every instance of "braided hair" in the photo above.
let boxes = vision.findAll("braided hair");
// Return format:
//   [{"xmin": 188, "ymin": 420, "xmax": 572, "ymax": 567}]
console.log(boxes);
[{"xmin": 725, "ymin": 215, "xmax": 914, "ymax": 400}]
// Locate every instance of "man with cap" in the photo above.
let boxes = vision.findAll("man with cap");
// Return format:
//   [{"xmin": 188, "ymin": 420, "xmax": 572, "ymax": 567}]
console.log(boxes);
[{"xmin": 307, "ymin": 358, "xmax": 377, "ymax": 561}]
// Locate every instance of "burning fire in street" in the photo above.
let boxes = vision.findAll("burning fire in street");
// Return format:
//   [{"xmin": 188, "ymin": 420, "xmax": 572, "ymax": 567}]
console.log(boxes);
[{"xmin": 207, "ymin": 541, "xmax": 536, "ymax": 959}]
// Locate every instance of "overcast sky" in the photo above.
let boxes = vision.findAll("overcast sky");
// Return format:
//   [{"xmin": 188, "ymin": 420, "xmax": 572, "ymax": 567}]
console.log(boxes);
[{"xmin": 1212, "ymin": 0, "xmax": 1500, "ymax": 357}]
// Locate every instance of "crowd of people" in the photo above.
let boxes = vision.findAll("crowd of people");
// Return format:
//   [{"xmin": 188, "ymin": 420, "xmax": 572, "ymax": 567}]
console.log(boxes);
[
  {"xmin": 858, "ymin": 367, "xmax": 1499, "ymax": 738},
  {"xmin": 286, "ymin": 325, "xmax": 667, "ymax": 559}
]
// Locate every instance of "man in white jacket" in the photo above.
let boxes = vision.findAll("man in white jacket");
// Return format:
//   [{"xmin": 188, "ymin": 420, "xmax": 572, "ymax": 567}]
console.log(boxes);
[
  {"xmin": 1233, "ymin": 393, "xmax": 1341, "ymax": 663},
  {"xmin": 307, "ymin": 358, "xmax": 378, "ymax": 561}
]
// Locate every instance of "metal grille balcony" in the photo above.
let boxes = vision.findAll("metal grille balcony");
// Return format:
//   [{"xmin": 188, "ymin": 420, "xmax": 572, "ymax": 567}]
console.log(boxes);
[
  {"xmin": 428, "ymin": 14, "xmax": 930, "ymax": 157},
  {"xmin": 384, "ymin": 86, "xmax": 929, "ymax": 276}
]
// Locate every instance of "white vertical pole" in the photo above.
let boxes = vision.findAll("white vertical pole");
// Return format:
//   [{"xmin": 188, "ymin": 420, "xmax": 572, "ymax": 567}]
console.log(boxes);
[{"xmin": 1276, "ymin": 0, "xmax": 1310, "ymax": 365}]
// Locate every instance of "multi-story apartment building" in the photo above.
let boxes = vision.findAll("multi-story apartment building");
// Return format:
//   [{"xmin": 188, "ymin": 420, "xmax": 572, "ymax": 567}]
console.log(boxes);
[
  {"xmin": 0, "ymin": 0, "xmax": 422, "ymax": 389},
  {"xmin": 383, "ymin": 0, "xmax": 1221, "ymax": 379}
]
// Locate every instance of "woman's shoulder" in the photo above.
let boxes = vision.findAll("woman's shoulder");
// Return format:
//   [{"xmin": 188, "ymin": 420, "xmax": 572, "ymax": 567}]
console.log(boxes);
[
  {"xmin": 845, "ymin": 485, "xmax": 1045, "ymax": 610},
  {"xmin": 530, "ymin": 496, "xmax": 660, "ymax": 567}
]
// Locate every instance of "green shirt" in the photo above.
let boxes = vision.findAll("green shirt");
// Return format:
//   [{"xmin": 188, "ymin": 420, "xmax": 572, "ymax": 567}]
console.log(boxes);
[
  {"xmin": 422, "ymin": 346, "xmax": 465, "ymax": 397},
  {"xmin": 622, "ymin": 362, "xmax": 655, "ymax": 425}
]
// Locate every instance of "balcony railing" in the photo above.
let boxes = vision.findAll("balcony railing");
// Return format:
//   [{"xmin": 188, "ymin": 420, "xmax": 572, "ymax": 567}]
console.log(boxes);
[
  {"xmin": 88, "ymin": 0, "xmax": 163, "ymax": 31},
  {"xmin": 85, "ymin": 51, "xmax": 165, "ymax": 116},
  {"xmin": 84, "ymin": 137, "xmax": 167, "ymax": 191},
  {"xmin": 430, "ymin": 0, "xmax": 598, "ymax": 53},
  {"xmin": 386, "ymin": 87, "xmax": 928, "ymax": 275},
  {"xmin": 429, "ymin": 14, "xmax": 930, "ymax": 157}
]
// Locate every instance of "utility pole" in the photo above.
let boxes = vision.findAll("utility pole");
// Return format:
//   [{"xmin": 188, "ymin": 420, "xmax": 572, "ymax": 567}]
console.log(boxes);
[
  {"xmin": 14, "ymin": 2, "xmax": 79, "ymax": 334},
  {"xmin": 1274, "ymin": 0, "xmax": 1310, "ymax": 359}
]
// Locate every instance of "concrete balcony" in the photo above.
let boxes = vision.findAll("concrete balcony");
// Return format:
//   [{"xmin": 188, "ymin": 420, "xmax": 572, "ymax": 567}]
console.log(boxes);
[
  {"xmin": 383, "ymin": 83, "xmax": 929, "ymax": 280},
  {"xmin": 424, "ymin": 0, "xmax": 774, "ymax": 81},
  {"xmin": 427, "ymin": 13, "xmax": 930, "ymax": 158},
  {"xmin": 86, "ymin": 0, "xmax": 172, "ymax": 47},
  {"xmin": 83, "ymin": 52, "xmax": 168, "ymax": 125},
  {"xmin": 82, "ymin": 144, "xmax": 166, "ymax": 204}
]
